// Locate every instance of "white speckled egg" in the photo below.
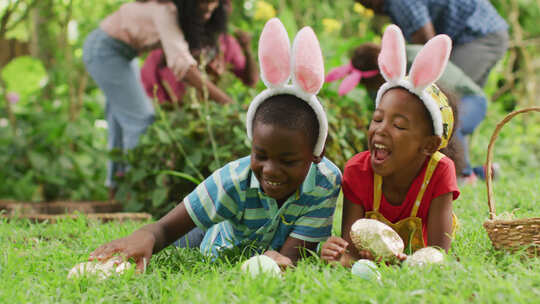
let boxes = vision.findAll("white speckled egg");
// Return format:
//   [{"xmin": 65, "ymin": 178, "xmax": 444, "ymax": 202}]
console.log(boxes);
[
  {"xmin": 240, "ymin": 255, "xmax": 281, "ymax": 278},
  {"xmin": 351, "ymin": 259, "xmax": 381, "ymax": 281}
]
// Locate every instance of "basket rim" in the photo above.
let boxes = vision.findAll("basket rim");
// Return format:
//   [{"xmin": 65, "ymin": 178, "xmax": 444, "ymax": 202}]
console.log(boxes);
[{"xmin": 485, "ymin": 106, "xmax": 540, "ymax": 220}]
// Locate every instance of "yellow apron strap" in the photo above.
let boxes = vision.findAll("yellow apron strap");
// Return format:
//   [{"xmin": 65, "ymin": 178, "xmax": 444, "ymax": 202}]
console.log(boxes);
[
  {"xmin": 410, "ymin": 152, "xmax": 444, "ymax": 217},
  {"xmin": 373, "ymin": 174, "xmax": 383, "ymax": 212}
]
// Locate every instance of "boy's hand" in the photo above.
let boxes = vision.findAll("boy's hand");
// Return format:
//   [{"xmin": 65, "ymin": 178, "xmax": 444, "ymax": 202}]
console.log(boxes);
[
  {"xmin": 321, "ymin": 236, "xmax": 348, "ymax": 262},
  {"xmin": 264, "ymin": 250, "xmax": 293, "ymax": 269},
  {"xmin": 89, "ymin": 229, "xmax": 155, "ymax": 272}
]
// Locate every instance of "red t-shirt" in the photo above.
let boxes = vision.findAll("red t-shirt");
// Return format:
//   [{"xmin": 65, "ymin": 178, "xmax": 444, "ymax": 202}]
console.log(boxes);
[{"xmin": 342, "ymin": 151, "xmax": 460, "ymax": 243}]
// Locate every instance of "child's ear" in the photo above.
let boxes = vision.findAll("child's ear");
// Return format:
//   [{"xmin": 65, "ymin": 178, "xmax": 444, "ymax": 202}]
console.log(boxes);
[{"xmin": 422, "ymin": 136, "xmax": 441, "ymax": 156}]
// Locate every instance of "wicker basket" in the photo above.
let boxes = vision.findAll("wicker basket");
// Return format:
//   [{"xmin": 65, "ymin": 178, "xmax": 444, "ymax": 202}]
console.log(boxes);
[{"xmin": 483, "ymin": 107, "xmax": 540, "ymax": 257}]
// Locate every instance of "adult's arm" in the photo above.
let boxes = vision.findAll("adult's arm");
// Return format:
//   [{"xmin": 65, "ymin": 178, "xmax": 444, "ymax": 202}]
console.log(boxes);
[
  {"xmin": 235, "ymin": 30, "xmax": 259, "ymax": 87},
  {"xmin": 410, "ymin": 22, "xmax": 436, "ymax": 44},
  {"xmin": 183, "ymin": 66, "xmax": 233, "ymax": 104},
  {"xmin": 153, "ymin": 3, "xmax": 233, "ymax": 104}
]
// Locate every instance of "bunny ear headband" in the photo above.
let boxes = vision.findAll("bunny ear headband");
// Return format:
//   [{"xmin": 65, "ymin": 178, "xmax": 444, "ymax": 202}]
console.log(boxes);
[
  {"xmin": 376, "ymin": 25, "xmax": 454, "ymax": 150},
  {"xmin": 325, "ymin": 62, "xmax": 379, "ymax": 96},
  {"xmin": 246, "ymin": 18, "xmax": 328, "ymax": 157}
]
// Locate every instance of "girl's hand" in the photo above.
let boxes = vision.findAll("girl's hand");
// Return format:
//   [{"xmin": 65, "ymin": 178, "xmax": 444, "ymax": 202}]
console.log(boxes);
[
  {"xmin": 264, "ymin": 250, "xmax": 293, "ymax": 269},
  {"xmin": 358, "ymin": 249, "xmax": 407, "ymax": 264},
  {"xmin": 321, "ymin": 236, "xmax": 349, "ymax": 263},
  {"xmin": 89, "ymin": 229, "xmax": 156, "ymax": 272}
]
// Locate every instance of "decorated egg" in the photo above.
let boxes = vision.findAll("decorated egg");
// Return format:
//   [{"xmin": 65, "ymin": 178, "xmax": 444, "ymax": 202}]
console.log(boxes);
[
  {"xmin": 351, "ymin": 259, "xmax": 381, "ymax": 281},
  {"xmin": 405, "ymin": 247, "xmax": 445, "ymax": 267},
  {"xmin": 240, "ymin": 255, "xmax": 281, "ymax": 278},
  {"xmin": 350, "ymin": 219, "xmax": 404, "ymax": 260},
  {"xmin": 67, "ymin": 257, "xmax": 132, "ymax": 280}
]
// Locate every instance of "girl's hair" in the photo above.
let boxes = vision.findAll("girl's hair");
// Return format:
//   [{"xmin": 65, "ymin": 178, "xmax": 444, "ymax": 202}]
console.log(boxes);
[
  {"xmin": 351, "ymin": 43, "xmax": 385, "ymax": 90},
  {"xmin": 172, "ymin": 0, "xmax": 228, "ymax": 52},
  {"xmin": 351, "ymin": 43, "xmax": 380, "ymax": 71}
]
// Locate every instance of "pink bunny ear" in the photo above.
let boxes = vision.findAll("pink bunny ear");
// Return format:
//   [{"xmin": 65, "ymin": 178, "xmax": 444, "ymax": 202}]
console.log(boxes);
[
  {"xmin": 258, "ymin": 18, "xmax": 291, "ymax": 87},
  {"xmin": 409, "ymin": 34, "xmax": 452, "ymax": 91},
  {"xmin": 378, "ymin": 24, "xmax": 406, "ymax": 83},
  {"xmin": 337, "ymin": 70, "xmax": 362, "ymax": 96},
  {"xmin": 292, "ymin": 26, "xmax": 324, "ymax": 94},
  {"xmin": 325, "ymin": 62, "xmax": 353, "ymax": 82}
]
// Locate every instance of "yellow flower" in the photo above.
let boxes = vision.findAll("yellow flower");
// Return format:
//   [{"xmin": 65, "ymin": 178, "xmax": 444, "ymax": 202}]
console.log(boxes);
[
  {"xmin": 322, "ymin": 18, "xmax": 342, "ymax": 33},
  {"xmin": 254, "ymin": 1, "xmax": 276, "ymax": 21},
  {"xmin": 353, "ymin": 3, "xmax": 374, "ymax": 18}
]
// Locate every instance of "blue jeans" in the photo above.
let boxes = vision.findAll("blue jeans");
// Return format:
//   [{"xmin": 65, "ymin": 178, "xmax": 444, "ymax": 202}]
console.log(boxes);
[
  {"xmin": 174, "ymin": 227, "xmax": 206, "ymax": 249},
  {"xmin": 456, "ymin": 95, "xmax": 487, "ymax": 177},
  {"xmin": 83, "ymin": 28, "xmax": 155, "ymax": 188}
]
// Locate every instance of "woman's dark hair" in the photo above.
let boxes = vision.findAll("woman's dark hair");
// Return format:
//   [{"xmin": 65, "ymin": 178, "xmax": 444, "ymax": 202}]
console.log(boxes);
[{"xmin": 172, "ymin": 0, "xmax": 228, "ymax": 52}]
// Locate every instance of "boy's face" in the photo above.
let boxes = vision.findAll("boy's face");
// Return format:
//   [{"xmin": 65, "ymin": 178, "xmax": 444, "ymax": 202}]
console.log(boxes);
[
  {"xmin": 250, "ymin": 122, "xmax": 318, "ymax": 202},
  {"xmin": 368, "ymin": 88, "xmax": 433, "ymax": 177}
]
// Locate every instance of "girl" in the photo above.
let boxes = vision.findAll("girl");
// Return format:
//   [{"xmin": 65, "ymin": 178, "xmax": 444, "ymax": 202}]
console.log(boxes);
[
  {"xmin": 82, "ymin": 0, "xmax": 232, "ymax": 198},
  {"xmin": 322, "ymin": 25, "xmax": 460, "ymax": 266},
  {"xmin": 326, "ymin": 41, "xmax": 487, "ymax": 183}
]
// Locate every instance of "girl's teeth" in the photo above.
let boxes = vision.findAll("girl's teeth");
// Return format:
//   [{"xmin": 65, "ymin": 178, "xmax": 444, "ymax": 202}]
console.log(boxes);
[{"xmin": 374, "ymin": 143, "xmax": 386, "ymax": 149}]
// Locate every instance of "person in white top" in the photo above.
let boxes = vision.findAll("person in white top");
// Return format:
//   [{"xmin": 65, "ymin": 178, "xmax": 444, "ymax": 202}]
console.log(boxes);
[{"xmin": 82, "ymin": 0, "xmax": 232, "ymax": 199}]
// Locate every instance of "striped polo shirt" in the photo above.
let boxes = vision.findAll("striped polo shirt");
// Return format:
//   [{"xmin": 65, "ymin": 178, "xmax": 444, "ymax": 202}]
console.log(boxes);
[{"xmin": 184, "ymin": 156, "xmax": 342, "ymax": 257}]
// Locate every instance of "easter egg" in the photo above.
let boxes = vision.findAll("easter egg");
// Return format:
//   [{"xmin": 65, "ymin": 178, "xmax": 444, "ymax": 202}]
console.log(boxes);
[
  {"xmin": 240, "ymin": 255, "xmax": 281, "ymax": 278},
  {"xmin": 405, "ymin": 247, "xmax": 445, "ymax": 267},
  {"xmin": 350, "ymin": 219, "xmax": 404, "ymax": 260},
  {"xmin": 67, "ymin": 257, "xmax": 132, "ymax": 280},
  {"xmin": 351, "ymin": 259, "xmax": 381, "ymax": 281}
]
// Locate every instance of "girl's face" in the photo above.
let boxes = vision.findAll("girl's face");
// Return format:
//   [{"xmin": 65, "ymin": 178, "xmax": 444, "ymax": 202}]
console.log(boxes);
[
  {"xmin": 198, "ymin": 0, "xmax": 220, "ymax": 22},
  {"xmin": 368, "ymin": 88, "xmax": 433, "ymax": 177},
  {"xmin": 250, "ymin": 122, "xmax": 316, "ymax": 203}
]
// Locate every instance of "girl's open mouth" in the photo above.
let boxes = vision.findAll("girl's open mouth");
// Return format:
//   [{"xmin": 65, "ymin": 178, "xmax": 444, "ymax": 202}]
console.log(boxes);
[{"xmin": 372, "ymin": 143, "xmax": 391, "ymax": 164}]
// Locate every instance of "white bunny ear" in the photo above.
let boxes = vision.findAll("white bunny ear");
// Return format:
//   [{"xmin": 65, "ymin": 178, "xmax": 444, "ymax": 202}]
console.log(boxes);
[
  {"xmin": 409, "ymin": 34, "xmax": 452, "ymax": 91},
  {"xmin": 378, "ymin": 24, "xmax": 406, "ymax": 83},
  {"xmin": 291, "ymin": 26, "xmax": 324, "ymax": 95},
  {"xmin": 258, "ymin": 18, "xmax": 291, "ymax": 88}
]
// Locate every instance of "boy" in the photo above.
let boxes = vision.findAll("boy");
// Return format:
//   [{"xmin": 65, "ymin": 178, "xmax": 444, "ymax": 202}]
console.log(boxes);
[{"xmin": 89, "ymin": 18, "xmax": 341, "ymax": 271}]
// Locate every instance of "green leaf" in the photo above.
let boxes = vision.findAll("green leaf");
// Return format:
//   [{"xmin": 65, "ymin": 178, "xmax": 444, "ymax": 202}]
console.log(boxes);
[
  {"xmin": 152, "ymin": 188, "xmax": 169, "ymax": 208},
  {"xmin": 159, "ymin": 170, "xmax": 201, "ymax": 185},
  {"xmin": 1, "ymin": 56, "xmax": 47, "ymax": 98}
]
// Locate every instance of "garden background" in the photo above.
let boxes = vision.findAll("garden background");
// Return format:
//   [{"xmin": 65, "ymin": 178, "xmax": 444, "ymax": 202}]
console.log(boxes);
[{"xmin": 0, "ymin": 0, "xmax": 539, "ymax": 302}]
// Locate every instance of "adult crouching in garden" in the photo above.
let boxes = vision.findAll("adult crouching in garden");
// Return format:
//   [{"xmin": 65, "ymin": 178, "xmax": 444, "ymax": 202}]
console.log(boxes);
[
  {"xmin": 82, "ymin": 0, "xmax": 232, "ymax": 200},
  {"xmin": 354, "ymin": 0, "xmax": 509, "ymax": 88}
]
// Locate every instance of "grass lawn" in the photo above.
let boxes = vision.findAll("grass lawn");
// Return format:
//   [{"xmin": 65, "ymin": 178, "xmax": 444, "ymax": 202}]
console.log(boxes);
[{"xmin": 1, "ymin": 105, "xmax": 539, "ymax": 303}]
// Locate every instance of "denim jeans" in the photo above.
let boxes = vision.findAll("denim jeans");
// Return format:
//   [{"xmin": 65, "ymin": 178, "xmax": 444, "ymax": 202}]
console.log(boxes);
[
  {"xmin": 83, "ymin": 28, "xmax": 155, "ymax": 188},
  {"xmin": 456, "ymin": 95, "xmax": 487, "ymax": 177},
  {"xmin": 174, "ymin": 227, "xmax": 206, "ymax": 249}
]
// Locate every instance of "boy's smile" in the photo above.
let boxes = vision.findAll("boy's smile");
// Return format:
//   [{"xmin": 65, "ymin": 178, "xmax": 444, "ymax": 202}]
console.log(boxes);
[
  {"xmin": 250, "ymin": 122, "xmax": 318, "ymax": 203},
  {"xmin": 368, "ymin": 88, "xmax": 433, "ymax": 179}
]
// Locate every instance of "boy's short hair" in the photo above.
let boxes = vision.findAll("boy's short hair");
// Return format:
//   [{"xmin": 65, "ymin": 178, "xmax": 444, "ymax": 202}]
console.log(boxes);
[{"xmin": 253, "ymin": 94, "xmax": 319, "ymax": 148}]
